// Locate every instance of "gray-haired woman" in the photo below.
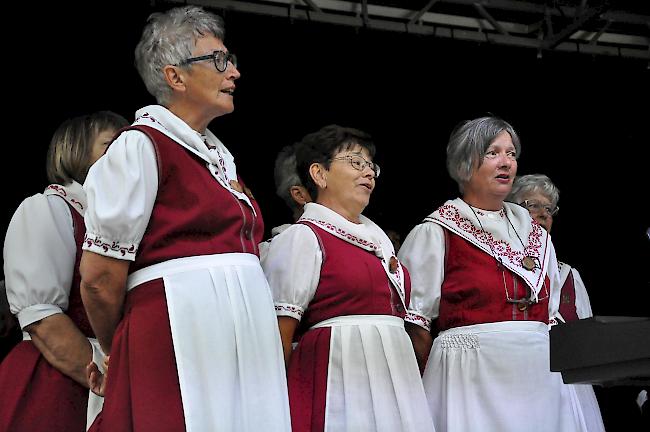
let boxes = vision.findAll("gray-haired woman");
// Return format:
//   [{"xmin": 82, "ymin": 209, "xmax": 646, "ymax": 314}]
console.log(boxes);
[
  {"xmin": 509, "ymin": 173, "xmax": 605, "ymax": 432},
  {"xmin": 79, "ymin": 6, "xmax": 290, "ymax": 432},
  {"xmin": 399, "ymin": 116, "xmax": 592, "ymax": 431}
]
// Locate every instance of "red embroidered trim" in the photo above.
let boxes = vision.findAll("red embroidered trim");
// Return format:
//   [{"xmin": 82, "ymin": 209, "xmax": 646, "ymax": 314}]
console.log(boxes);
[
  {"xmin": 137, "ymin": 112, "xmax": 166, "ymax": 128},
  {"xmin": 84, "ymin": 233, "xmax": 136, "ymax": 257},
  {"xmin": 300, "ymin": 217, "xmax": 379, "ymax": 251},
  {"xmin": 46, "ymin": 185, "xmax": 84, "ymax": 211},
  {"xmin": 275, "ymin": 304, "xmax": 303, "ymax": 317},
  {"xmin": 436, "ymin": 204, "xmax": 544, "ymax": 268},
  {"xmin": 405, "ymin": 312, "xmax": 431, "ymax": 332}
]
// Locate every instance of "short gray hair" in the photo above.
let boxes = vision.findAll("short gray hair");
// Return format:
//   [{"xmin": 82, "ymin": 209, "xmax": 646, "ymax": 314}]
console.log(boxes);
[
  {"xmin": 446, "ymin": 116, "xmax": 521, "ymax": 192},
  {"xmin": 134, "ymin": 5, "xmax": 225, "ymax": 105},
  {"xmin": 274, "ymin": 144, "xmax": 303, "ymax": 211},
  {"xmin": 508, "ymin": 174, "xmax": 560, "ymax": 209}
]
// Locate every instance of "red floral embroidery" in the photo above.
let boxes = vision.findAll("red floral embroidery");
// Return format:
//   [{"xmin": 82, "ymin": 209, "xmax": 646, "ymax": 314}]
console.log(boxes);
[
  {"xmin": 405, "ymin": 312, "xmax": 431, "ymax": 332},
  {"xmin": 275, "ymin": 304, "xmax": 303, "ymax": 317},
  {"xmin": 46, "ymin": 185, "xmax": 84, "ymax": 211},
  {"xmin": 84, "ymin": 234, "xmax": 136, "ymax": 257},
  {"xmin": 46, "ymin": 184, "xmax": 67, "ymax": 196},
  {"xmin": 137, "ymin": 112, "xmax": 166, "ymax": 128},
  {"xmin": 434, "ymin": 204, "xmax": 543, "ymax": 268},
  {"xmin": 300, "ymin": 218, "xmax": 379, "ymax": 251}
]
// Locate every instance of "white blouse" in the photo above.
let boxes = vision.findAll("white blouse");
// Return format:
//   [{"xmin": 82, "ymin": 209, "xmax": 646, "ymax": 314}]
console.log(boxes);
[
  {"xmin": 571, "ymin": 267, "xmax": 593, "ymax": 319},
  {"xmin": 3, "ymin": 184, "xmax": 80, "ymax": 329},
  {"xmin": 83, "ymin": 104, "xmax": 252, "ymax": 261},
  {"xmin": 83, "ymin": 128, "xmax": 159, "ymax": 261},
  {"xmin": 262, "ymin": 203, "xmax": 403, "ymax": 321},
  {"xmin": 261, "ymin": 223, "xmax": 322, "ymax": 321},
  {"xmin": 557, "ymin": 262, "xmax": 594, "ymax": 320},
  {"xmin": 397, "ymin": 222, "xmax": 446, "ymax": 331}
]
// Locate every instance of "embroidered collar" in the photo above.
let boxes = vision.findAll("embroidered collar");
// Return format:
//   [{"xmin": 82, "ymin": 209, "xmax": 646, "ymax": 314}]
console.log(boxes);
[
  {"xmin": 299, "ymin": 203, "xmax": 406, "ymax": 307},
  {"xmin": 133, "ymin": 105, "xmax": 255, "ymax": 214},
  {"xmin": 426, "ymin": 198, "xmax": 551, "ymax": 294},
  {"xmin": 45, "ymin": 181, "xmax": 86, "ymax": 215}
]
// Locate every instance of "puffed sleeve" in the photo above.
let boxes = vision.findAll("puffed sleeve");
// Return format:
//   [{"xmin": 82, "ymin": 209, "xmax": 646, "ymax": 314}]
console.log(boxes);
[
  {"xmin": 3, "ymin": 194, "xmax": 76, "ymax": 329},
  {"xmin": 261, "ymin": 224, "xmax": 322, "ymax": 322},
  {"xmin": 83, "ymin": 130, "xmax": 159, "ymax": 261},
  {"xmin": 546, "ymin": 238, "xmax": 562, "ymax": 322},
  {"xmin": 398, "ymin": 222, "xmax": 445, "ymax": 332},
  {"xmin": 571, "ymin": 268, "xmax": 593, "ymax": 319}
]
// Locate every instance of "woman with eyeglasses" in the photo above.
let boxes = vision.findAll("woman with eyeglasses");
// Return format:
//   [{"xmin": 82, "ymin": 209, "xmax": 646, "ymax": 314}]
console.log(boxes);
[
  {"xmin": 508, "ymin": 174, "xmax": 596, "ymax": 321},
  {"xmin": 262, "ymin": 124, "xmax": 435, "ymax": 431},
  {"xmin": 398, "ymin": 116, "xmax": 591, "ymax": 431},
  {"xmin": 1, "ymin": 111, "xmax": 128, "ymax": 432},
  {"xmin": 79, "ymin": 6, "xmax": 290, "ymax": 432},
  {"xmin": 508, "ymin": 173, "xmax": 606, "ymax": 431}
]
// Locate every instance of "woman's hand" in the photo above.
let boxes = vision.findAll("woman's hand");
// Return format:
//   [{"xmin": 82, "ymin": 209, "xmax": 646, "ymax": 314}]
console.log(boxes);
[{"xmin": 87, "ymin": 355, "xmax": 109, "ymax": 396}]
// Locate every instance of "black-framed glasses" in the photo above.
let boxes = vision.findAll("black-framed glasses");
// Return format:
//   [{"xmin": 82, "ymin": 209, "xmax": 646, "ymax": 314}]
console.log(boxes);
[
  {"xmin": 521, "ymin": 199, "xmax": 559, "ymax": 216},
  {"xmin": 176, "ymin": 50, "xmax": 237, "ymax": 73},
  {"xmin": 331, "ymin": 155, "xmax": 381, "ymax": 178}
]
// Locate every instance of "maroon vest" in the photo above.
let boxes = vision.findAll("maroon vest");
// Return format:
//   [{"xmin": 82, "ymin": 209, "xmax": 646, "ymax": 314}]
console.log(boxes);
[
  {"xmin": 558, "ymin": 270, "xmax": 579, "ymax": 322},
  {"xmin": 438, "ymin": 230, "xmax": 549, "ymax": 331},
  {"xmin": 66, "ymin": 204, "xmax": 94, "ymax": 337},
  {"xmin": 128, "ymin": 126, "xmax": 264, "ymax": 273},
  {"xmin": 296, "ymin": 222, "xmax": 410, "ymax": 337}
]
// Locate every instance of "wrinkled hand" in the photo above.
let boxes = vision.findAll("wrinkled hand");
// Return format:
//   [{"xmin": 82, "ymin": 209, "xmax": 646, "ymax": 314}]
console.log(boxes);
[{"xmin": 87, "ymin": 355, "xmax": 110, "ymax": 396}]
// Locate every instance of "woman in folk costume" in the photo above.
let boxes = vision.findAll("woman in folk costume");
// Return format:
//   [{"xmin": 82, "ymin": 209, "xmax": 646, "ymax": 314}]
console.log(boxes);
[
  {"xmin": 1, "ymin": 111, "xmax": 128, "ymax": 431},
  {"xmin": 508, "ymin": 173, "xmax": 605, "ymax": 432},
  {"xmin": 399, "ymin": 116, "xmax": 591, "ymax": 431},
  {"xmin": 262, "ymin": 124, "xmax": 435, "ymax": 432},
  {"xmin": 508, "ymin": 174, "xmax": 595, "ymax": 321},
  {"xmin": 79, "ymin": 6, "xmax": 290, "ymax": 432}
]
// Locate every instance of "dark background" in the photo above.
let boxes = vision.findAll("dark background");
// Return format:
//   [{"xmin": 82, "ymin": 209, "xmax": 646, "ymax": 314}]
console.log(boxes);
[{"xmin": 2, "ymin": 0, "xmax": 648, "ymax": 321}]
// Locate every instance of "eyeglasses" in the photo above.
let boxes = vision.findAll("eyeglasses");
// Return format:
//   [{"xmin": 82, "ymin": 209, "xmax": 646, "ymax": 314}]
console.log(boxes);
[
  {"xmin": 176, "ymin": 50, "xmax": 237, "ymax": 73},
  {"xmin": 521, "ymin": 200, "xmax": 559, "ymax": 216},
  {"xmin": 331, "ymin": 155, "xmax": 381, "ymax": 178}
]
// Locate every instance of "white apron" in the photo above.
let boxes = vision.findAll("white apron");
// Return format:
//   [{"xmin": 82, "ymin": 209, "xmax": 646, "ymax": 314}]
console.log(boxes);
[
  {"xmin": 127, "ymin": 253, "xmax": 291, "ymax": 432},
  {"xmin": 312, "ymin": 315, "xmax": 436, "ymax": 432},
  {"xmin": 424, "ymin": 321, "xmax": 585, "ymax": 432}
]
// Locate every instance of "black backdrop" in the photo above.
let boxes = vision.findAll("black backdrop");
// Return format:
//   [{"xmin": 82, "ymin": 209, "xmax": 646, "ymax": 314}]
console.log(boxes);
[{"xmin": 3, "ymin": 1, "xmax": 649, "ymax": 317}]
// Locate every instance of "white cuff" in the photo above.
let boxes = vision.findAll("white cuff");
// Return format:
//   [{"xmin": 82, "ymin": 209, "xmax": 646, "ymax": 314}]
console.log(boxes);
[
  {"xmin": 17, "ymin": 304, "xmax": 63, "ymax": 329},
  {"xmin": 405, "ymin": 310, "xmax": 431, "ymax": 332},
  {"xmin": 83, "ymin": 232, "xmax": 138, "ymax": 261},
  {"xmin": 274, "ymin": 302, "xmax": 304, "ymax": 321}
]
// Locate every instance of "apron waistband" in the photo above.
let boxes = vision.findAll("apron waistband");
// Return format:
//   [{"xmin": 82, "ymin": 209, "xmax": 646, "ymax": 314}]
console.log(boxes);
[
  {"xmin": 310, "ymin": 314, "xmax": 404, "ymax": 330},
  {"xmin": 127, "ymin": 253, "xmax": 260, "ymax": 291}
]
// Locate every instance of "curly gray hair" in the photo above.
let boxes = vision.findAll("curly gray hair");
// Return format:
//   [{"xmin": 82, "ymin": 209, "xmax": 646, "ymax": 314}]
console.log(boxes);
[
  {"xmin": 134, "ymin": 5, "xmax": 225, "ymax": 105},
  {"xmin": 507, "ymin": 174, "xmax": 560, "ymax": 209}
]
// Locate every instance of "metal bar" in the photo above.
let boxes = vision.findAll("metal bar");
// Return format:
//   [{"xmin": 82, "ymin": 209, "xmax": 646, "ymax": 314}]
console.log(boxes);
[
  {"xmin": 164, "ymin": 0, "xmax": 650, "ymax": 59},
  {"xmin": 361, "ymin": 0, "xmax": 369, "ymax": 26},
  {"xmin": 301, "ymin": 0, "xmax": 322, "ymax": 13},
  {"xmin": 589, "ymin": 20, "xmax": 611, "ymax": 45},
  {"xmin": 543, "ymin": 5, "xmax": 605, "ymax": 50},
  {"xmin": 408, "ymin": 0, "xmax": 441, "ymax": 25},
  {"xmin": 474, "ymin": 3, "xmax": 509, "ymax": 36}
]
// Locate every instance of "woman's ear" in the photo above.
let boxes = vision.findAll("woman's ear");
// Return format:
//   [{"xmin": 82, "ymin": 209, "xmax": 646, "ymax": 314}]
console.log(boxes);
[
  {"xmin": 162, "ymin": 65, "xmax": 186, "ymax": 92},
  {"xmin": 309, "ymin": 162, "xmax": 327, "ymax": 190},
  {"xmin": 290, "ymin": 185, "xmax": 312, "ymax": 206}
]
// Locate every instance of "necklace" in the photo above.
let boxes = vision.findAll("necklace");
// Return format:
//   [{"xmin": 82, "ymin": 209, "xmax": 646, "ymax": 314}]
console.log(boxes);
[
  {"xmin": 502, "ymin": 211, "xmax": 539, "ymax": 271},
  {"xmin": 465, "ymin": 202, "xmax": 548, "ymax": 310}
]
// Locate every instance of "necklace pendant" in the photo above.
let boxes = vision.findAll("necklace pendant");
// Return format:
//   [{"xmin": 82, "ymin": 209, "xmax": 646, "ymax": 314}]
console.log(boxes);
[
  {"xmin": 389, "ymin": 256, "xmax": 399, "ymax": 273},
  {"xmin": 517, "ymin": 302, "xmax": 528, "ymax": 311},
  {"xmin": 244, "ymin": 186, "xmax": 255, "ymax": 201},
  {"xmin": 521, "ymin": 256, "xmax": 536, "ymax": 271},
  {"xmin": 229, "ymin": 180, "xmax": 243, "ymax": 193}
]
